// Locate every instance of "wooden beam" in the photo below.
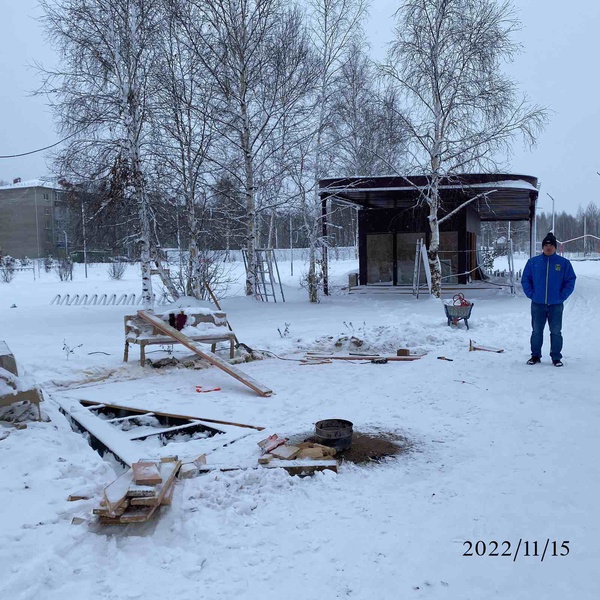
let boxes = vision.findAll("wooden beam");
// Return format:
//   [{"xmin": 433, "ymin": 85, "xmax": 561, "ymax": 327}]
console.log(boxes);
[
  {"xmin": 54, "ymin": 395, "xmax": 140, "ymax": 466},
  {"xmin": 132, "ymin": 461, "xmax": 162, "ymax": 485},
  {"xmin": 204, "ymin": 281, "xmax": 239, "ymax": 345},
  {"xmin": 126, "ymin": 421, "xmax": 205, "ymax": 441},
  {"xmin": 137, "ymin": 310, "xmax": 272, "ymax": 397},
  {"xmin": 78, "ymin": 399, "xmax": 265, "ymax": 431},
  {"xmin": 196, "ymin": 459, "xmax": 338, "ymax": 476},
  {"xmin": 105, "ymin": 412, "xmax": 154, "ymax": 423},
  {"xmin": 305, "ymin": 355, "xmax": 423, "ymax": 361},
  {"xmin": 103, "ymin": 469, "xmax": 134, "ymax": 514}
]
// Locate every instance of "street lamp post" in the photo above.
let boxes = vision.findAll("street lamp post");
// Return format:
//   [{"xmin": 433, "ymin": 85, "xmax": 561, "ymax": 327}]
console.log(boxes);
[
  {"xmin": 547, "ymin": 193, "xmax": 556, "ymax": 233},
  {"xmin": 81, "ymin": 198, "xmax": 88, "ymax": 278},
  {"xmin": 63, "ymin": 231, "xmax": 68, "ymax": 257}
]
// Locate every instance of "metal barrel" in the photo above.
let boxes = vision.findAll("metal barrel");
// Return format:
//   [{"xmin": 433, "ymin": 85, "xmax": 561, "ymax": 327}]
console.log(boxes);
[{"xmin": 315, "ymin": 419, "xmax": 353, "ymax": 451}]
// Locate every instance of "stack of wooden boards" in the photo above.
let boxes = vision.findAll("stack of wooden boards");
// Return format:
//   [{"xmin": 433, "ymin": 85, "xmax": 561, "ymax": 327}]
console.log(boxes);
[
  {"xmin": 94, "ymin": 457, "xmax": 181, "ymax": 524},
  {"xmin": 256, "ymin": 434, "xmax": 338, "ymax": 474}
]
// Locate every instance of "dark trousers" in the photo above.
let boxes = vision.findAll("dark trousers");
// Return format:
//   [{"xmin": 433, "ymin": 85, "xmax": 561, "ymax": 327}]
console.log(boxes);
[{"xmin": 530, "ymin": 302, "xmax": 564, "ymax": 361}]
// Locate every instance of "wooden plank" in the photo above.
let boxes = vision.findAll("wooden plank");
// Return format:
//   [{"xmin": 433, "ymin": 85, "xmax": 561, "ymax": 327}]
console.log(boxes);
[
  {"xmin": 270, "ymin": 445, "xmax": 301, "ymax": 460},
  {"xmin": 160, "ymin": 481, "xmax": 176, "ymax": 506},
  {"xmin": 67, "ymin": 494, "xmax": 91, "ymax": 502},
  {"xmin": 126, "ymin": 484, "xmax": 157, "ymax": 498},
  {"xmin": 469, "ymin": 340, "xmax": 504, "ymax": 353},
  {"xmin": 129, "ymin": 495, "xmax": 160, "ymax": 507},
  {"xmin": 204, "ymin": 281, "xmax": 240, "ymax": 345},
  {"xmin": 127, "ymin": 334, "xmax": 233, "ymax": 344},
  {"xmin": 105, "ymin": 412, "xmax": 154, "ymax": 423},
  {"xmin": 305, "ymin": 355, "xmax": 423, "ymax": 361},
  {"xmin": 103, "ymin": 469, "xmax": 134, "ymax": 513},
  {"xmin": 126, "ymin": 421, "xmax": 204, "ymax": 441},
  {"xmin": 196, "ymin": 458, "xmax": 338, "ymax": 476},
  {"xmin": 93, "ymin": 499, "xmax": 130, "ymax": 517},
  {"xmin": 137, "ymin": 310, "xmax": 272, "ymax": 397},
  {"xmin": 132, "ymin": 461, "xmax": 162, "ymax": 485},
  {"xmin": 0, "ymin": 341, "xmax": 19, "ymax": 376},
  {"xmin": 99, "ymin": 506, "xmax": 155, "ymax": 524},
  {"xmin": 153, "ymin": 460, "xmax": 180, "ymax": 504},
  {"xmin": 269, "ymin": 459, "xmax": 338, "ymax": 476},
  {"xmin": 79, "ymin": 399, "xmax": 265, "ymax": 431},
  {"xmin": 53, "ymin": 395, "xmax": 140, "ymax": 466}
]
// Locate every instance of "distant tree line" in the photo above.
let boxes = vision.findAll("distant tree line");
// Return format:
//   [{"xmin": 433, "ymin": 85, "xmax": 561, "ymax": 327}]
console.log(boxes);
[
  {"xmin": 479, "ymin": 200, "xmax": 600, "ymax": 256},
  {"xmin": 537, "ymin": 202, "xmax": 600, "ymax": 253}
]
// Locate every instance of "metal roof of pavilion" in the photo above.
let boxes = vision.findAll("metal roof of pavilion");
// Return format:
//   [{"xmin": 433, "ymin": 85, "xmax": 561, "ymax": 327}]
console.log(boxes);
[{"xmin": 318, "ymin": 173, "xmax": 539, "ymax": 221}]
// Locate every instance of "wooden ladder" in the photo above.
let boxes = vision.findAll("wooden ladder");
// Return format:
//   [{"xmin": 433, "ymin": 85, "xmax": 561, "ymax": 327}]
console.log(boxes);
[{"xmin": 242, "ymin": 249, "xmax": 285, "ymax": 302}]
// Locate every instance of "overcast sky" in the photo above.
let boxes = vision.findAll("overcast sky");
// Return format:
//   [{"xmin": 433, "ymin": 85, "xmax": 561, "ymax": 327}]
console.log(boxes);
[{"xmin": 1, "ymin": 0, "xmax": 598, "ymax": 217}]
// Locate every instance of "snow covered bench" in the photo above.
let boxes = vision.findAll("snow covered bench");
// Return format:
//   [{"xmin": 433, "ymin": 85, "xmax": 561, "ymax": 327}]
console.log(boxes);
[{"xmin": 123, "ymin": 307, "xmax": 236, "ymax": 367}]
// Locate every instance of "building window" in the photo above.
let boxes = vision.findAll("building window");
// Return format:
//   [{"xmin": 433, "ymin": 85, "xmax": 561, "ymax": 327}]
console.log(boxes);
[
  {"xmin": 45, "ymin": 207, "xmax": 51, "ymax": 216},
  {"xmin": 45, "ymin": 221, "xmax": 51, "ymax": 230},
  {"xmin": 43, "ymin": 193, "xmax": 49, "ymax": 201}
]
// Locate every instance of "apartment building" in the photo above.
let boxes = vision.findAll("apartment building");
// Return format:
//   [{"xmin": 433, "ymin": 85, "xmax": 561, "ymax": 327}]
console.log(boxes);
[{"xmin": 0, "ymin": 179, "xmax": 68, "ymax": 259}]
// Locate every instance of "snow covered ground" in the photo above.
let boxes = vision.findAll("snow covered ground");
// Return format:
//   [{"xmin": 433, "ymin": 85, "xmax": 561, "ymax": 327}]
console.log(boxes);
[{"xmin": 1, "ymin": 256, "xmax": 599, "ymax": 599}]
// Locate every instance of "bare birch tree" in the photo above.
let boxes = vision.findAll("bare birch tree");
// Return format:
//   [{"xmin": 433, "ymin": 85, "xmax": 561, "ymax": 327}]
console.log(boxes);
[
  {"xmin": 302, "ymin": 0, "xmax": 369, "ymax": 302},
  {"xmin": 381, "ymin": 0, "xmax": 547, "ymax": 297},
  {"xmin": 150, "ymin": 0, "xmax": 220, "ymax": 299},
  {"xmin": 332, "ymin": 41, "xmax": 408, "ymax": 176},
  {"xmin": 184, "ymin": 0, "xmax": 316, "ymax": 297},
  {"xmin": 40, "ymin": 0, "xmax": 161, "ymax": 309}
]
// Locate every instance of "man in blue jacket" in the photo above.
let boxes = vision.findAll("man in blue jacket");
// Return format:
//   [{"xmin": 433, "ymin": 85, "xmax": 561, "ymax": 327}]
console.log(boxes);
[{"xmin": 521, "ymin": 232, "xmax": 576, "ymax": 367}]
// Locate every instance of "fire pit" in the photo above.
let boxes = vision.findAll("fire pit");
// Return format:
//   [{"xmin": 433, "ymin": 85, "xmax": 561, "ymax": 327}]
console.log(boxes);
[{"xmin": 315, "ymin": 419, "xmax": 353, "ymax": 451}]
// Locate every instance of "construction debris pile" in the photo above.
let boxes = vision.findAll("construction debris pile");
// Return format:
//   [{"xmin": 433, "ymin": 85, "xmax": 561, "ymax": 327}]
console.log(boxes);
[
  {"xmin": 94, "ymin": 457, "xmax": 184, "ymax": 524},
  {"xmin": 1, "ymin": 340, "xmax": 43, "ymax": 421},
  {"xmin": 257, "ymin": 434, "xmax": 338, "ymax": 469}
]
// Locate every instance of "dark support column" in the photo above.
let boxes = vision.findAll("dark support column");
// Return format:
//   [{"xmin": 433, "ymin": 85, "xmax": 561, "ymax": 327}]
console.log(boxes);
[
  {"xmin": 359, "ymin": 211, "xmax": 367, "ymax": 285},
  {"xmin": 529, "ymin": 192, "xmax": 537, "ymax": 257},
  {"xmin": 457, "ymin": 225, "xmax": 467, "ymax": 284},
  {"xmin": 321, "ymin": 197, "xmax": 329, "ymax": 296},
  {"xmin": 392, "ymin": 233, "xmax": 398, "ymax": 286}
]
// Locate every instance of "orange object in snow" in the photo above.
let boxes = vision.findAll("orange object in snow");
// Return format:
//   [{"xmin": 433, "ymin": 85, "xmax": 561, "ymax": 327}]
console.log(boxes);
[{"xmin": 195, "ymin": 386, "xmax": 221, "ymax": 393}]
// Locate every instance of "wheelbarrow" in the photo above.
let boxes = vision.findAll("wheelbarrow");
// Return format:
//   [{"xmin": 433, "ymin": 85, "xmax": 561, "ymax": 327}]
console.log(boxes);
[{"xmin": 443, "ymin": 297, "xmax": 474, "ymax": 330}]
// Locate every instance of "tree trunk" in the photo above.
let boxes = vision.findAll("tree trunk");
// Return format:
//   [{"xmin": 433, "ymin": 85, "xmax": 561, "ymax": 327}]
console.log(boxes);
[
  {"xmin": 427, "ymin": 212, "xmax": 443, "ymax": 298},
  {"xmin": 130, "ymin": 135, "xmax": 154, "ymax": 310},
  {"xmin": 241, "ymin": 90, "xmax": 257, "ymax": 297},
  {"xmin": 138, "ymin": 192, "xmax": 154, "ymax": 310},
  {"xmin": 244, "ymin": 152, "xmax": 257, "ymax": 298}
]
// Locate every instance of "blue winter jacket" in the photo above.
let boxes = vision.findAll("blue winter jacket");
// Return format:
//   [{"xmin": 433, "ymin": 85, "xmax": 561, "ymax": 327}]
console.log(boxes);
[{"xmin": 521, "ymin": 252, "xmax": 576, "ymax": 305}]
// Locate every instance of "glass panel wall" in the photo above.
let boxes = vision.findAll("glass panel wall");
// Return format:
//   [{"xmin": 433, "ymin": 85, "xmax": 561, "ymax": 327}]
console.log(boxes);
[
  {"xmin": 438, "ymin": 231, "xmax": 459, "ymax": 284},
  {"xmin": 396, "ymin": 232, "xmax": 426, "ymax": 285},
  {"xmin": 366, "ymin": 234, "xmax": 393, "ymax": 284}
]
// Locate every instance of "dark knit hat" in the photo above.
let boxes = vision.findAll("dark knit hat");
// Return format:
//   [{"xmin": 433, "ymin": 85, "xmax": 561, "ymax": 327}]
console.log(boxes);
[{"xmin": 542, "ymin": 232, "xmax": 557, "ymax": 248}]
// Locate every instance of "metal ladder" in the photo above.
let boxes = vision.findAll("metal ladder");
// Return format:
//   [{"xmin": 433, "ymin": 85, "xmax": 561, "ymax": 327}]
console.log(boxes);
[{"xmin": 242, "ymin": 248, "xmax": 285, "ymax": 302}]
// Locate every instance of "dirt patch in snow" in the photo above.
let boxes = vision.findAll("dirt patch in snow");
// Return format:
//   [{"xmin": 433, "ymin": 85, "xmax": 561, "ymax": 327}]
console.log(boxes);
[{"xmin": 289, "ymin": 430, "xmax": 412, "ymax": 465}]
